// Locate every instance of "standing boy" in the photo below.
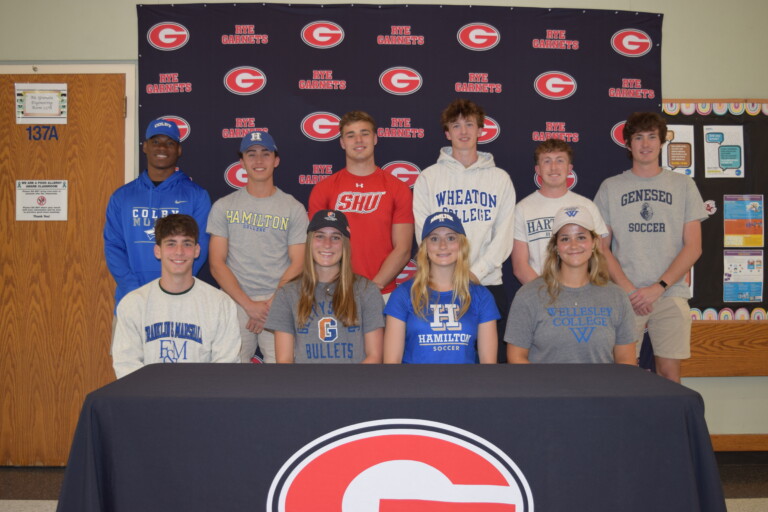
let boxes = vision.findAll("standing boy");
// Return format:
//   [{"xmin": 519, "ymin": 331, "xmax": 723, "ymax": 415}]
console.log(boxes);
[
  {"xmin": 111, "ymin": 214, "xmax": 240, "ymax": 378},
  {"xmin": 104, "ymin": 118, "xmax": 211, "ymax": 311},
  {"xmin": 512, "ymin": 139, "xmax": 608, "ymax": 284},
  {"xmin": 412, "ymin": 99, "xmax": 515, "ymax": 360},
  {"xmin": 207, "ymin": 132, "xmax": 308, "ymax": 363},
  {"xmin": 594, "ymin": 112, "xmax": 707, "ymax": 382},
  {"xmin": 309, "ymin": 110, "xmax": 413, "ymax": 298}
]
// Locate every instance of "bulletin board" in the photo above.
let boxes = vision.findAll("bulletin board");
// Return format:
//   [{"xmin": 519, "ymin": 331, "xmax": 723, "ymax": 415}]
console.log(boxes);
[{"xmin": 663, "ymin": 101, "xmax": 768, "ymax": 320}]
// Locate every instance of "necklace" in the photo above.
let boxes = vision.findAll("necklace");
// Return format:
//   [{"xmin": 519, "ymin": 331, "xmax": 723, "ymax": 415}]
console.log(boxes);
[{"xmin": 563, "ymin": 281, "xmax": 588, "ymax": 307}]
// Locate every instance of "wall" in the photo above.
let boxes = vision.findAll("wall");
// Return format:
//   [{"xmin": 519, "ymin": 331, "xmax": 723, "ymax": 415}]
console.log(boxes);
[{"xmin": 1, "ymin": 0, "xmax": 766, "ymax": 437}]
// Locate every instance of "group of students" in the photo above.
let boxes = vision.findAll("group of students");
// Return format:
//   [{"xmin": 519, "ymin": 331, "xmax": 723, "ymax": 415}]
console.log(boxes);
[{"xmin": 106, "ymin": 99, "xmax": 707, "ymax": 384}]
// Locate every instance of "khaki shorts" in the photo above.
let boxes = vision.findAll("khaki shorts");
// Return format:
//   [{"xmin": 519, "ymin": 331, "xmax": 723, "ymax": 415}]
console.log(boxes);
[
  {"xmin": 236, "ymin": 294, "xmax": 276, "ymax": 363},
  {"xmin": 634, "ymin": 296, "xmax": 691, "ymax": 359}
]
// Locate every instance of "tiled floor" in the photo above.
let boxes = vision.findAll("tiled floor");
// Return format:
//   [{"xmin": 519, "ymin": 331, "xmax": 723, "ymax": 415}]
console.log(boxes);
[
  {"xmin": 1, "ymin": 452, "xmax": 766, "ymax": 510},
  {"xmin": 716, "ymin": 451, "xmax": 768, "ymax": 498}
]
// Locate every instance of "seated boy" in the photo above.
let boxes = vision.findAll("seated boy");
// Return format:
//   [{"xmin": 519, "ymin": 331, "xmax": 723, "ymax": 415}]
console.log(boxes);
[{"xmin": 112, "ymin": 214, "xmax": 240, "ymax": 378}]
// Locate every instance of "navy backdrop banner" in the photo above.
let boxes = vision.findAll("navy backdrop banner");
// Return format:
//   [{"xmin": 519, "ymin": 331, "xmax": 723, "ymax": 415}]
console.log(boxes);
[{"xmin": 137, "ymin": 3, "xmax": 662, "ymax": 288}]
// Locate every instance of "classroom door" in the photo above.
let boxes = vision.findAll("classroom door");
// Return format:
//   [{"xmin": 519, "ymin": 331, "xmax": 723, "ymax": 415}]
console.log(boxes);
[{"xmin": 0, "ymin": 73, "xmax": 125, "ymax": 465}]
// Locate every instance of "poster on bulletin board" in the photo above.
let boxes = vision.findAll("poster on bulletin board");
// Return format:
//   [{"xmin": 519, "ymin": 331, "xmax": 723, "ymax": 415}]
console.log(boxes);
[{"xmin": 663, "ymin": 101, "xmax": 768, "ymax": 318}]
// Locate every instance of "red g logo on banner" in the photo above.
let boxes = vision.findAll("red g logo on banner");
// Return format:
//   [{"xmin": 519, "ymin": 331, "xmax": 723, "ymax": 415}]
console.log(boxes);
[
  {"xmin": 301, "ymin": 112, "xmax": 340, "ymax": 141},
  {"xmin": 301, "ymin": 21, "xmax": 344, "ymax": 48},
  {"xmin": 611, "ymin": 121, "xmax": 627, "ymax": 147},
  {"xmin": 268, "ymin": 419, "xmax": 533, "ymax": 511},
  {"xmin": 534, "ymin": 71, "xmax": 577, "ymax": 100},
  {"xmin": 382, "ymin": 161, "xmax": 421, "ymax": 188},
  {"xmin": 478, "ymin": 116, "xmax": 500, "ymax": 144},
  {"xmin": 396, "ymin": 259, "xmax": 418, "ymax": 285},
  {"xmin": 535, "ymin": 169, "xmax": 578, "ymax": 190},
  {"xmin": 457, "ymin": 23, "xmax": 500, "ymax": 50},
  {"xmin": 224, "ymin": 162, "xmax": 247, "ymax": 189},
  {"xmin": 224, "ymin": 67, "xmax": 267, "ymax": 95},
  {"xmin": 160, "ymin": 115, "xmax": 190, "ymax": 142},
  {"xmin": 611, "ymin": 29, "xmax": 652, "ymax": 57},
  {"xmin": 379, "ymin": 67, "xmax": 423, "ymax": 95},
  {"xmin": 147, "ymin": 22, "xmax": 190, "ymax": 51}
]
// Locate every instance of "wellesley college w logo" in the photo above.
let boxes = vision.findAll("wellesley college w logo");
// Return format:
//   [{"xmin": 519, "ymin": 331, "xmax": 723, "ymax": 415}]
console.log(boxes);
[{"xmin": 569, "ymin": 326, "xmax": 595, "ymax": 343}]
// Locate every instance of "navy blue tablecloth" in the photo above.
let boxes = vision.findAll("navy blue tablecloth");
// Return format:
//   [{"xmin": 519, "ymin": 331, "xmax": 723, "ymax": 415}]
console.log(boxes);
[{"xmin": 57, "ymin": 364, "xmax": 725, "ymax": 512}]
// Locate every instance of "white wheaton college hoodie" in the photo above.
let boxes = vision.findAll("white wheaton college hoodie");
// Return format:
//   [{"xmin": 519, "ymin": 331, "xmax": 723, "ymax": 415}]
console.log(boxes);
[{"xmin": 413, "ymin": 147, "xmax": 516, "ymax": 286}]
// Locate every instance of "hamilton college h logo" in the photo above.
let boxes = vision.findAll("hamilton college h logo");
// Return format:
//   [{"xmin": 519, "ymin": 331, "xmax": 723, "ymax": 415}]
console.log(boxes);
[{"xmin": 268, "ymin": 419, "xmax": 534, "ymax": 511}]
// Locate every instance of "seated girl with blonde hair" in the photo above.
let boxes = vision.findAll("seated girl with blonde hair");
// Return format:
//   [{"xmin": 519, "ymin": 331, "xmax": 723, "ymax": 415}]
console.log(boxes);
[{"xmin": 384, "ymin": 211, "xmax": 499, "ymax": 364}]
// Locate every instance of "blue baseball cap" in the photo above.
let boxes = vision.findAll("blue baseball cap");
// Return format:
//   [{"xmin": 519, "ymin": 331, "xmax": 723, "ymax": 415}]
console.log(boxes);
[
  {"xmin": 422, "ymin": 211, "xmax": 465, "ymax": 240},
  {"xmin": 145, "ymin": 118, "xmax": 181, "ymax": 142},
  {"xmin": 240, "ymin": 131, "xmax": 278, "ymax": 153}
]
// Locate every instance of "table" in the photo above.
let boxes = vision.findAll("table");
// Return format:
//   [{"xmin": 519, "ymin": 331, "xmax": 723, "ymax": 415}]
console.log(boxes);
[{"xmin": 57, "ymin": 364, "xmax": 726, "ymax": 511}]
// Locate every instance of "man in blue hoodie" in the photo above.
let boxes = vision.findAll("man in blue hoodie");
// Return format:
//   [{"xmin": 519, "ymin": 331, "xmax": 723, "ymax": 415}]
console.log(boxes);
[{"xmin": 104, "ymin": 118, "xmax": 211, "ymax": 313}]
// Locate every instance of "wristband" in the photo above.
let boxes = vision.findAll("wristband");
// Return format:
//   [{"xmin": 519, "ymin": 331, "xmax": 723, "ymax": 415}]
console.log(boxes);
[
  {"xmin": 659, "ymin": 280, "xmax": 668, "ymax": 289},
  {"xmin": 628, "ymin": 289, "xmax": 638, "ymax": 296}
]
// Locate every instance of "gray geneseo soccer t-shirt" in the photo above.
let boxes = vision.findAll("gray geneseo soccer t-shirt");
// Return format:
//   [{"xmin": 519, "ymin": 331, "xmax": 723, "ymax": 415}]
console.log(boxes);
[
  {"xmin": 266, "ymin": 277, "xmax": 384, "ymax": 363},
  {"xmin": 594, "ymin": 169, "xmax": 707, "ymax": 298},
  {"xmin": 505, "ymin": 278, "xmax": 636, "ymax": 363}
]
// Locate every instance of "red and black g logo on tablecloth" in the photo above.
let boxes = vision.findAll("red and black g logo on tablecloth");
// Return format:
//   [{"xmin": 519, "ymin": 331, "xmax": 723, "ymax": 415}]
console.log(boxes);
[{"xmin": 268, "ymin": 419, "xmax": 533, "ymax": 511}]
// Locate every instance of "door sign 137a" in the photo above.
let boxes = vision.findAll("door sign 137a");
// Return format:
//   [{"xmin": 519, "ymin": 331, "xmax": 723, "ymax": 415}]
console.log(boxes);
[{"xmin": 26, "ymin": 125, "xmax": 59, "ymax": 141}]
